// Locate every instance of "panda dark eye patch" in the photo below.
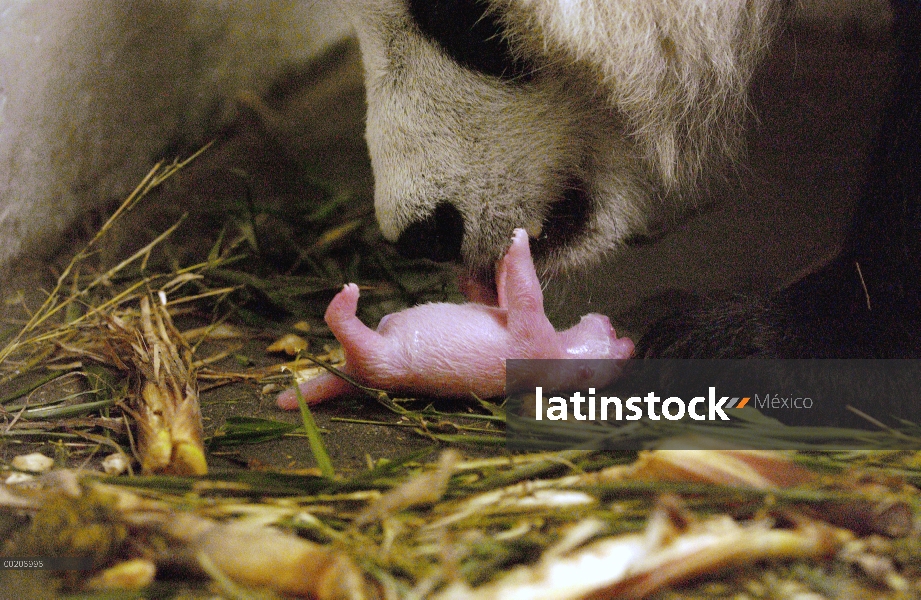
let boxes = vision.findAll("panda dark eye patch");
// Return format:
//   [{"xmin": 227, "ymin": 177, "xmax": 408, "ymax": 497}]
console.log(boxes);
[{"xmin": 406, "ymin": 0, "xmax": 532, "ymax": 81}]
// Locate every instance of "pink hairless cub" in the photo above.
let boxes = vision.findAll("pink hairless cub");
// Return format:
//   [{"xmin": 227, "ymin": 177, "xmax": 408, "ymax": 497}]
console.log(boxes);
[{"xmin": 277, "ymin": 229, "xmax": 634, "ymax": 409}]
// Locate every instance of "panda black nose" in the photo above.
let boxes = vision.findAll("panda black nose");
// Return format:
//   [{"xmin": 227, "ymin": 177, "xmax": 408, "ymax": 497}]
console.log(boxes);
[{"xmin": 395, "ymin": 203, "xmax": 465, "ymax": 262}]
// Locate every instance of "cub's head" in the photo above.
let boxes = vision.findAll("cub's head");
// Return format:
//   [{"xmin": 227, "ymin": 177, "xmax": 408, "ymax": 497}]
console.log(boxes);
[{"xmin": 344, "ymin": 0, "xmax": 782, "ymax": 295}]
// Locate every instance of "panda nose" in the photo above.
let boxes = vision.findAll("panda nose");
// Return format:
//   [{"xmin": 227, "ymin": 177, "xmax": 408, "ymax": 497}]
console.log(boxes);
[{"xmin": 395, "ymin": 203, "xmax": 465, "ymax": 262}]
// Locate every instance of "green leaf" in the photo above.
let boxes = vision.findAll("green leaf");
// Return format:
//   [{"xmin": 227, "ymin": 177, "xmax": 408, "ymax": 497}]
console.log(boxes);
[{"xmin": 207, "ymin": 416, "xmax": 299, "ymax": 448}]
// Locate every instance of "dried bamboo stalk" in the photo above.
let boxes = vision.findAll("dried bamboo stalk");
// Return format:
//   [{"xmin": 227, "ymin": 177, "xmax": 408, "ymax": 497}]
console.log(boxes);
[{"xmin": 110, "ymin": 296, "xmax": 207, "ymax": 475}]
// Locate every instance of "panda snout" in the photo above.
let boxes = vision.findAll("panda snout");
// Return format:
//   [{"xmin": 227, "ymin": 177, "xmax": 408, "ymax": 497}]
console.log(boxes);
[{"xmin": 394, "ymin": 202, "xmax": 465, "ymax": 263}]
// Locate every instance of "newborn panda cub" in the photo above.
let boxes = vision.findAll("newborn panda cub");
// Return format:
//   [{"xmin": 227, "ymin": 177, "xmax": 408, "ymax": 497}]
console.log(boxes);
[{"xmin": 277, "ymin": 229, "xmax": 634, "ymax": 408}]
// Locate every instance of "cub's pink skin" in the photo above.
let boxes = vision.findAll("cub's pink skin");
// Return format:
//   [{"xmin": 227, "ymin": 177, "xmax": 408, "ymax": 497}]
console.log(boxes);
[{"xmin": 277, "ymin": 229, "xmax": 634, "ymax": 409}]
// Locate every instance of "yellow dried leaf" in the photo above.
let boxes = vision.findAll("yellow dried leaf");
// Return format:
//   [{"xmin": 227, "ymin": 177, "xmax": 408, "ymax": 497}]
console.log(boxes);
[
  {"xmin": 266, "ymin": 334, "xmax": 309, "ymax": 355},
  {"xmin": 86, "ymin": 559, "xmax": 156, "ymax": 591},
  {"xmin": 292, "ymin": 321, "xmax": 312, "ymax": 333},
  {"xmin": 181, "ymin": 323, "xmax": 244, "ymax": 342},
  {"xmin": 11, "ymin": 452, "xmax": 54, "ymax": 473}
]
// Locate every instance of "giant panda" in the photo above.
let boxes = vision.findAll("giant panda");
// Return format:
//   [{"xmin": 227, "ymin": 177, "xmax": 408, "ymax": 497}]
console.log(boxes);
[{"xmin": 342, "ymin": 0, "xmax": 919, "ymax": 361}]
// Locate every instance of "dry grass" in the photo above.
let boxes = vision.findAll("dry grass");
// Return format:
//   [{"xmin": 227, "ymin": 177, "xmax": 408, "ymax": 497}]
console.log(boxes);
[{"xmin": 0, "ymin": 152, "xmax": 920, "ymax": 598}]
